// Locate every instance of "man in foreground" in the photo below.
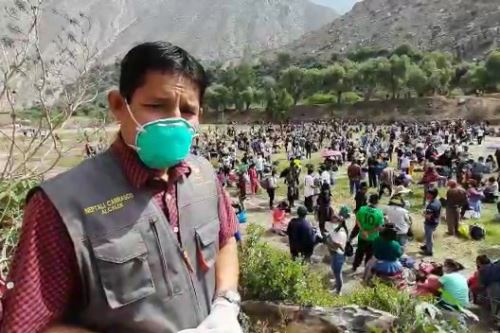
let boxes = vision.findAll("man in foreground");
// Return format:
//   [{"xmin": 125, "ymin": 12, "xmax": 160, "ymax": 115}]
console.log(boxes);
[{"xmin": 1, "ymin": 42, "xmax": 241, "ymax": 333}]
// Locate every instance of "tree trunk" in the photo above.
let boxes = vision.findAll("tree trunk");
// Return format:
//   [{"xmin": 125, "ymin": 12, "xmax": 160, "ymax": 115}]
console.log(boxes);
[
  {"xmin": 364, "ymin": 88, "xmax": 374, "ymax": 102},
  {"xmin": 337, "ymin": 91, "xmax": 342, "ymax": 104}
]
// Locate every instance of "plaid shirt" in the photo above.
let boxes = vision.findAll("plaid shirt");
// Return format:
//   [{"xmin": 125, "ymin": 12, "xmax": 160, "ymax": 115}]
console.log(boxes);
[{"xmin": 0, "ymin": 137, "xmax": 237, "ymax": 333}]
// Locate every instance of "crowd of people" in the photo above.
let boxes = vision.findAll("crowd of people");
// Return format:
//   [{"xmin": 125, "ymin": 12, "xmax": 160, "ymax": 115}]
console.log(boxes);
[{"xmin": 194, "ymin": 119, "xmax": 500, "ymax": 320}]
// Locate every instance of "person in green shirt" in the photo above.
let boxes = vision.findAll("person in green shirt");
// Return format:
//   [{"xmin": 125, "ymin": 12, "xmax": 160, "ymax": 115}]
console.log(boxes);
[
  {"xmin": 372, "ymin": 224, "xmax": 404, "ymax": 276},
  {"xmin": 438, "ymin": 259, "xmax": 469, "ymax": 309},
  {"xmin": 352, "ymin": 194, "xmax": 384, "ymax": 272}
]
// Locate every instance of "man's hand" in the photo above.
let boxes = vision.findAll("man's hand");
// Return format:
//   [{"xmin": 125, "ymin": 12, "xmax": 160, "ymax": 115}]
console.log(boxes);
[{"xmin": 196, "ymin": 297, "xmax": 242, "ymax": 333}]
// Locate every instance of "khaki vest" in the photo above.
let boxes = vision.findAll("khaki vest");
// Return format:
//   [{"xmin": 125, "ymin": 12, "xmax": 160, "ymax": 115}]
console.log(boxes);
[{"xmin": 38, "ymin": 150, "xmax": 220, "ymax": 332}]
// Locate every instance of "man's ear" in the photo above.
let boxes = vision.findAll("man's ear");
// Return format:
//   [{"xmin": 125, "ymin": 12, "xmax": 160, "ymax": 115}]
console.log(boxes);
[{"xmin": 108, "ymin": 90, "xmax": 126, "ymax": 121}]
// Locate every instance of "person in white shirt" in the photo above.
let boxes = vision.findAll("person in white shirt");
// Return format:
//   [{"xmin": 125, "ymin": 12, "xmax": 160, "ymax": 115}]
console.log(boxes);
[
  {"xmin": 321, "ymin": 166, "xmax": 331, "ymax": 186},
  {"xmin": 400, "ymin": 154, "xmax": 411, "ymax": 174},
  {"xmin": 382, "ymin": 188, "xmax": 412, "ymax": 248},
  {"xmin": 304, "ymin": 168, "xmax": 316, "ymax": 212},
  {"xmin": 324, "ymin": 208, "xmax": 349, "ymax": 294},
  {"xmin": 255, "ymin": 155, "xmax": 264, "ymax": 179},
  {"xmin": 265, "ymin": 170, "xmax": 279, "ymax": 209}
]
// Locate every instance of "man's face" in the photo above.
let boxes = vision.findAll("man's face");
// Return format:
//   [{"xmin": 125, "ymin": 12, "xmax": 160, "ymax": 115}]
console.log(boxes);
[{"xmin": 109, "ymin": 71, "xmax": 201, "ymax": 147}]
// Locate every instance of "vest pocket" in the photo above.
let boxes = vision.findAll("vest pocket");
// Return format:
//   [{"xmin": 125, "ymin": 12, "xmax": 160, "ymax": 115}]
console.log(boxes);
[
  {"xmin": 195, "ymin": 220, "xmax": 220, "ymax": 272},
  {"xmin": 92, "ymin": 231, "xmax": 156, "ymax": 309}
]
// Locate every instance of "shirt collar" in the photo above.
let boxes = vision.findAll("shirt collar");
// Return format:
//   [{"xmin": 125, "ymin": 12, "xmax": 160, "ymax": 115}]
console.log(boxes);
[{"xmin": 111, "ymin": 134, "xmax": 191, "ymax": 188}]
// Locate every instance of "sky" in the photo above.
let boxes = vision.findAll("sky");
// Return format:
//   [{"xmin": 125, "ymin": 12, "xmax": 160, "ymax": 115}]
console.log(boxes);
[{"xmin": 311, "ymin": 0, "xmax": 361, "ymax": 14}]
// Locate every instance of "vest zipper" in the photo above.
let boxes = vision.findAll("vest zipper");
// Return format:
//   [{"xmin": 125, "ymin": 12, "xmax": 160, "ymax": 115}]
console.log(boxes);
[
  {"xmin": 175, "ymin": 184, "xmax": 202, "ymax": 322},
  {"xmin": 149, "ymin": 217, "xmax": 173, "ymax": 294}
]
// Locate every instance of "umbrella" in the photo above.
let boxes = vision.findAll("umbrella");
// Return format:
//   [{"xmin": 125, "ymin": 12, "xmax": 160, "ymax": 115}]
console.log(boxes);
[{"xmin": 321, "ymin": 149, "xmax": 342, "ymax": 158}]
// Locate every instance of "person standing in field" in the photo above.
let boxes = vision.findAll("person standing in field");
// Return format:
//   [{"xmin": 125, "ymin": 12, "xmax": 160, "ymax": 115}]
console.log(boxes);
[
  {"xmin": 347, "ymin": 160, "xmax": 362, "ymax": 195},
  {"xmin": 420, "ymin": 188, "xmax": 441, "ymax": 256},
  {"xmin": 304, "ymin": 167, "xmax": 316, "ymax": 213},
  {"xmin": 445, "ymin": 180, "xmax": 467, "ymax": 237},
  {"xmin": 352, "ymin": 194, "xmax": 384, "ymax": 272}
]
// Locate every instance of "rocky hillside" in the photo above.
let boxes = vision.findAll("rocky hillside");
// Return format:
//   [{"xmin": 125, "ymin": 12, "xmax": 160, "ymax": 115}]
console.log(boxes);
[
  {"xmin": 281, "ymin": 0, "xmax": 500, "ymax": 60},
  {"xmin": 29, "ymin": 0, "xmax": 338, "ymax": 62}
]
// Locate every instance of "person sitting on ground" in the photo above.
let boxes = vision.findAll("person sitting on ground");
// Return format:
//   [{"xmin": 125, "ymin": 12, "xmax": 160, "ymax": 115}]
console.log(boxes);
[
  {"xmin": 485, "ymin": 155, "xmax": 496, "ymax": 173},
  {"xmin": 370, "ymin": 224, "xmax": 404, "ymax": 279},
  {"xmin": 467, "ymin": 179, "xmax": 485, "ymax": 218},
  {"xmin": 437, "ymin": 259, "xmax": 469, "ymax": 310},
  {"xmin": 272, "ymin": 201, "xmax": 289, "ymax": 235},
  {"xmin": 413, "ymin": 265, "xmax": 444, "ymax": 297},
  {"xmin": 287, "ymin": 206, "xmax": 316, "ymax": 261},
  {"xmin": 468, "ymin": 255, "xmax": 492, "ymax": 304},
  {"xmin": 483, "ymin": 176, "xmax": 499, "ymax": 204}
]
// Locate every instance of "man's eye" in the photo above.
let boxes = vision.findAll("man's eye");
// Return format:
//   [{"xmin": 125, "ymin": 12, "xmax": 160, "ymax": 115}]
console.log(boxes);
[
  {"xmin": 181, "ymin": 108, "xmax": 196, "ymax": 115},
  {"xmin": 145, "ymin": 104, "xmax": 163, "ymax": 109}
]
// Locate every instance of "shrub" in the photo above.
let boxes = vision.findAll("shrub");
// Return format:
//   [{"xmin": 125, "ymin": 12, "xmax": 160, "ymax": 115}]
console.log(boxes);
[
  {"xmin": 239, "ymin": 225, "xmax": 468, "ymax": 333},
  {"xmin": 342, "ymin": 91, "xmax": 363, "ymax": 104},
  {"xmin": 0, "ymin": 177, "xmax": 40, "ymax": 277},
  {"xmin": 239, "ymin": 224, "xmax": 335, "ymax": 306},
  {"xmin": 304, "ymin": 93, "xmax": 337, "ymax": 105}
]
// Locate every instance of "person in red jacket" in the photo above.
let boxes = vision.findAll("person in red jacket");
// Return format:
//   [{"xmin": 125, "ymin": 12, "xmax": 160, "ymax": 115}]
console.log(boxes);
[
  {"xmin": 248, "ymin": 164, "xmax": 259, "ymax": 194},
  {"xmin": 419, "ymin": 164, "xmax": 443, "ymax": 205}
]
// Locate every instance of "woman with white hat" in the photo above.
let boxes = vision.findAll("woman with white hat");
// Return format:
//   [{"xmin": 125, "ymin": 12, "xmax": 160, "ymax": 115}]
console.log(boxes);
[{"xmin": 382, "ymin": 186, "xmax": 412, "ymax": 248}]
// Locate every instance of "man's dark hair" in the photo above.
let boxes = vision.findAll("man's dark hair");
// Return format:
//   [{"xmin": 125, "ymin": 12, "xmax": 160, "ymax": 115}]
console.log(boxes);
[
  {"xmin": 368, "ymin": 194, "xmax": 379, "ymax": 205},
  {"xmin": 297, "ymin": 206, "xmax": 308, "ymax": 218},
  {"xmin": 477, "ymin": 254, "xmax": 491, "ymax": 266},
  {"xmin": 119, "ymin": 41, "xmax": 208, "ymax": 102},
  {"xmin": 427, "ymin": 188, "xmax": 439, "ymax": 198}
]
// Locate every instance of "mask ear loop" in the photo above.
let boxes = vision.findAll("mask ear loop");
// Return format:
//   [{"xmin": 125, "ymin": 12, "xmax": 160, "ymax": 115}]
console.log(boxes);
[{"xmin": 124, "ymin": 100, "xmax": 145, "ymax": 151}]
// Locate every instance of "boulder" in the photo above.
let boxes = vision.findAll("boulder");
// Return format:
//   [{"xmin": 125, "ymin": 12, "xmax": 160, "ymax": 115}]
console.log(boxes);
[{"xmin": 242, "ymin": 301, "xmax": 396, "ymax": 333}]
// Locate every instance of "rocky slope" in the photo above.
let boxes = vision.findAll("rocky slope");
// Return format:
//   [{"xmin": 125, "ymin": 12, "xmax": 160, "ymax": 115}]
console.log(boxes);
[
  {"xmin": 27, "ymin": 0, "xmax": 338, "ymax": 62},
  {"xmin": 281, "ymin": 0, "xmax": 500, "ymax": 60}
]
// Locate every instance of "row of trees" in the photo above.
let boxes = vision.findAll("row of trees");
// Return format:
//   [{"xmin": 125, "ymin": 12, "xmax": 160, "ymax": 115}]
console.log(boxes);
[{"xmin": 204, "ymin": 46, "xmax": 500, "ymax": 119}]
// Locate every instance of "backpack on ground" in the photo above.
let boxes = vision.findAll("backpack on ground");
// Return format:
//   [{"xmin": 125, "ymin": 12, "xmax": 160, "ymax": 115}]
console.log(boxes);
[{"xmin": 469, "ymin": 224, "xmax": 485, "ymax": 241}]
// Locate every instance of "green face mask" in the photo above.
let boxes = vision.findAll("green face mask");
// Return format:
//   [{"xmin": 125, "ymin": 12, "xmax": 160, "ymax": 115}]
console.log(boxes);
[
  {"xmin": 134, "ymin": 118, "xmax": 196, "ymax": 169},
  {"xmin": 125, "ymin": 102, "xmax": 196, "ymax": 169}
]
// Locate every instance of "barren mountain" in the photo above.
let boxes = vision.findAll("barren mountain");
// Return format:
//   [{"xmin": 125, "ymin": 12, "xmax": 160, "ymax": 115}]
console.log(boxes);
[
  {"xmin": 30, "ymin": 0, "xmax": 338, "ymax": 63},
  {"xmin": 282, "ymin": 0, "xmax": 500, "ymax": 60}
]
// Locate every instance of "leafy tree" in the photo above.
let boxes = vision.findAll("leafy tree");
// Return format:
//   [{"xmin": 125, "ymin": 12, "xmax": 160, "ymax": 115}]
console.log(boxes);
[
  {"xmin": 267, "ymin": 89, "xmax": 294, "ymax": 121},
  {"xmin": 486, "ymin": 50, "xmax": 500, "ymax": 86},
  {"xmin": 239, "ymin": 86, "xmax": 255, "ymax": 111},
  {"xmin": 204, "ymin": 84, "xmax": 231, "ymax": 112},
  {"xmin": 377, "ymin": 55, "xmax": 410, "ymax": 99},
  {"xmin": 322, "ymin": 64, "xmax": 345, "ymax": 103},
  {"xmin": 259, "ymin": 76, "xmax": 278, "ymax": 111},
  {"xmin": 406, "ymin": 64, "xmax": 428, "ymax": 97},
  {"xmin": 302, "ymin": 68, "xmax": 325, "ymax": 97},
  {"xmin": 420, "ymin": 52, "xmax": 454, "ymax": 94},
  {"xmin": 279, "ymin": 66, "xmax": 306, "ymax": 105},
  {"xmin": 355, "ymin": 59, "xmax": 379, "ymax": 101},
  {"xmin": 347, "ymin": 47, "xmax": 390, "ymax": 62},
  {"xmin": 463, "ymin": 64, "xmax": 489, "ymax": 93}
]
